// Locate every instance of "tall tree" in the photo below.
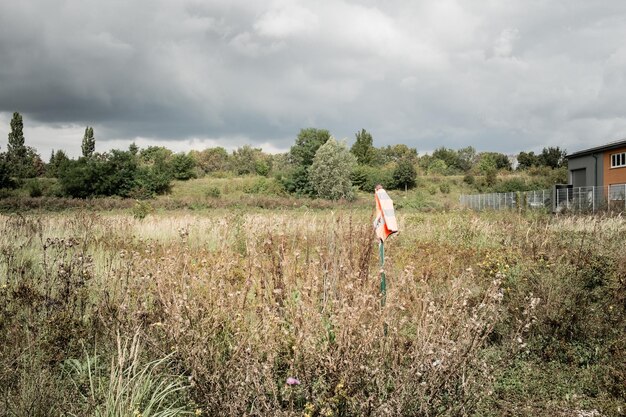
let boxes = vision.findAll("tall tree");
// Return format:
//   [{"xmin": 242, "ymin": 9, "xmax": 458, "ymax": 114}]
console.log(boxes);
[
  {"xmin": 7, "ymin": 112, "xmax": 26, "ymax": 160},
  {"xmin": 81, "ymin": 126, "xmax": 95, "ymax": 158},
  {"xmin": 309, "ymin": 138, "xmax": 357, "ymax": 200},
  {"xmin": 350, "ymin": 129, "xmax": 376, "ymax": 165}
]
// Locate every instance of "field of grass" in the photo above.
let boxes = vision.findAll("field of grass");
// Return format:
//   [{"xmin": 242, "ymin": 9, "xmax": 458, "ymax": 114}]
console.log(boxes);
[{"xmin": 1, "ymin": 208, "xmax": 624, "ymax": 416}]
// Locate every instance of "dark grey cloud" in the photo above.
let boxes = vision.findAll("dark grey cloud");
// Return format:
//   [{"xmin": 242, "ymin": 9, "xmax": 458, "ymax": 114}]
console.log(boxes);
[{"xmin": 1, "ymin": 0, "xmax": 626, "ymax": 158}]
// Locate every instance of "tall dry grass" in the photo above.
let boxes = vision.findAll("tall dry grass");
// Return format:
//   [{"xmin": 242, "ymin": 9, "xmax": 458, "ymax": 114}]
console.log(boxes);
[{"xmin": 0, "ymin": 210, "xmax": 624, "ymax": 416}]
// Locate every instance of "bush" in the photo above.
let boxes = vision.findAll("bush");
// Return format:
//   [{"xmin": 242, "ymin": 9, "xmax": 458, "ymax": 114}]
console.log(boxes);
[
  {"xmin": 242, "ymin": 177, "xmax": 285, "ymax": 195},
  {"xmin": 26, "ymin": 179, "xmax": 43, "ymax": 197},
  {"xmin": 350, "ymin": 165, "xmax": 394, "ymax": 192},
  {"xmin": 205, "ymin": 186, "xmax": 221, "ymax": 198},
  {"xmin": 131, "ymin": 200, "xmax": 154, "ymax": 219},
  {"xmin": 439, "ymin": 182, "xmax": 451, "ymax": 194},
  {"xmin": 58, "ymin": 150, "xmax": 173, "ymax": 199}
]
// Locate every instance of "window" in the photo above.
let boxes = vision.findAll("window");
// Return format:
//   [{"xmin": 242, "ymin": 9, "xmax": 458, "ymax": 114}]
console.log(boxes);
[{"xmin": 611, "ymin": 152, "xmax": 626, "ymax": 168}]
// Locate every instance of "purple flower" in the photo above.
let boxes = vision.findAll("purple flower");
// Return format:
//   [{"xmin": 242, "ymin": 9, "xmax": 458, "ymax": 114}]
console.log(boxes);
[{"xmin": 286, "ymin": 377, "xmax": 301, "ymax": 386}]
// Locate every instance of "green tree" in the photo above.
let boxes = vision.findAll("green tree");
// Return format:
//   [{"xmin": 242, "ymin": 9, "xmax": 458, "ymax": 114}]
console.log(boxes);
[
  {"xmin": 457, "ymin": 146, "xmax": 477, "ymax": 172},
  {"xmin": 539, "ymin": 147, "xmax": 567, "ymax": 169},
  {"xmin": 7, "ymin": 112, "xmax": 27, "ymax": 177},
  {"xmin": 81, "ymin": 126, "xmax": 95, "ymax": 158},
  {"xmin": 309, "ymin": 138, "xmax": 357, "ymax": 200},
  {"xmin": 231, "ymin": 145, "xmax": 267, "ymax": 176},
  {"xmin": 140, "ymin": 146, "xmax": 173, "ymax": 165},
  {"xmin": 0, "ymin": 152, "xmax": 15, "ymax": 189},
  {"xmin": 47, "ymin": 150, "xmax": 70, "ymax": 177},
  {"xmin": 7, "ymin": 112, "xmax": 25, "ymax": 161},
  {"xmin": 350, "ymin": 129, "xmax": 376, "ymax": 165},
  {"xmin": 377, "ymin": 144, "xmax": 418, "ymax": 165},
  {"xmin": 289, "ymin": 128, "xmax": 331, "ymax": 167},
  {"xmin": 517, "ymin": 151, "xmax": 538, "ymax": 170},
  {"xmin": 393, "ymin": 158, "xmax": 417, "ymax": 190},
  {"xmin": 427, "ymin": 159, "xmax": 448, "ymax": 175},
  {"xmin": 478, "ymin": 152, "xmax": 511, "ymax": 171},
  {"xmin": 170, "ymin": 152, "xmax": 196, "ymax": 180},
  {"xmin": 191, "ymin": 147, "xmax": 230, "ymax": 174}
]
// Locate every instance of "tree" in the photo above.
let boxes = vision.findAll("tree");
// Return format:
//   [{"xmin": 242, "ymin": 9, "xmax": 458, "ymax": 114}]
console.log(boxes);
[
  {"xmin": 7, "ymin": 112, "xmax": 27, "ymax": 177},
  {"xmin": 140, "ymin": 146, "xmax": 172, "ymax": 166},
  {"xmin": 539, "ymin": 147, "xmax": 567, "ymax": 169},
  {"xmin": 47, "ymin": 149, "xmax": 70, "ymax": 177},
  {"xmin": 289, "ymin": 128, "xmax": 331, "ymax": 167},
  {"xmin": 478, "ymin": 152, "xmax": 511, "ymax": 171},
  {"xmin": 0, "ymin": 152, "xmax": 14, "ymax": 189},
  {"xmin": 393, "ymin": 158, "xmax": 417, "ymax": 190},
  {"xmin": 170, "ymin": 152, "xmax": 196, "ymax": 180},
  {"xmin": 457, "ymin": 146, "xmax": 477, "ymax": 172},
  {"xmin": 377, "ymin": 144, "xmax": 418, "ymax": 165},
  {"xmin": 309, "ymin": 138, "xmax": 357, "ymax": 200},
  {"xmin": 81, "ymin": 126, "xmax": 96, "ymax": 158},
  {"xmin": 7, "ymin": 112, "xmax": 25, "ymax": 161},
  {"xmin": 231, "ymin": 145, "xmax": 267, "ymax": 176},
  {"xmin": 427, "ymin": 158, "xmax": 448, "ymax": 175},
  {"xmin": 517, "ymin": 151, "xmax": 538, "ymax": 170},
  {"xmin": 59, "ymin": 148, "xmax": 172, "ymax": 198},
  {"xmin": 191, "ymin": 147, "xmax": 230, "ymax": 174},
  {"xmin": 350, "ymin": 129, "xmax": 376, "ymax": 165}
]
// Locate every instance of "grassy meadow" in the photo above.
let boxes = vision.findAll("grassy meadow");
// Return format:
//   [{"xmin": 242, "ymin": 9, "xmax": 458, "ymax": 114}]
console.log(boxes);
[{"xmin": 1, "ymin": 204, "xmax": 624, "ymax": 416}]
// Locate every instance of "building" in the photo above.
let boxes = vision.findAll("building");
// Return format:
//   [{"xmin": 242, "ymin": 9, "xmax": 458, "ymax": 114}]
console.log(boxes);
[{"xmin": 566, "ymin": 139, "xmax": 626, "ymax": 188}]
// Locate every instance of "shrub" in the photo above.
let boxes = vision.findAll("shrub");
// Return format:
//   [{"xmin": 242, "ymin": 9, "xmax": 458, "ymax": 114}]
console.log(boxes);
[
  {"xmin": 439, "ymin": 182, "xmax": 451, "ymax": 194},
  {"xmin": 26, "ymin": 179, "xmax": 43, "ymax": 197},
  {"xmin": 350, "ymin": 165, "xmax": 394, "ymax": 192},
  {"xmin": 205, "ymin": 186, "xmax": 221, "ymax": 198},
  {"xmin": 131, "ymin": 200, "xmax": 154, "ymax": 219},
  {"xmin": 309, "ymin": 138, "xmax": 357, "ymax": 200}
]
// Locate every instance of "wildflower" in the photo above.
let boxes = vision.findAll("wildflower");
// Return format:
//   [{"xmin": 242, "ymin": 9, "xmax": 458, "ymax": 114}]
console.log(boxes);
[
  {"xmin": 195, "ymin": 409, "xmax": 202, "ymax": 416},
  {"xmin": 286, "ymin": 377, "xmax": 300, "ymax": 385}
]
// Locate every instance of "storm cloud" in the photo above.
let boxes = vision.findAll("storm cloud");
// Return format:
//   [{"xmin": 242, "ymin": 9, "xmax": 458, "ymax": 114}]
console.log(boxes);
[{"xmin": 1, "ymin": 0, "xmax": 626, "ymax": 157}]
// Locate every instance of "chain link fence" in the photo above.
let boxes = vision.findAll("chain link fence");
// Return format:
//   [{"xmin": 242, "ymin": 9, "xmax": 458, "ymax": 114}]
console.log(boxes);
[{"xmin": 460, "ymin": 184, "xmax": 626, "ymax": 213}]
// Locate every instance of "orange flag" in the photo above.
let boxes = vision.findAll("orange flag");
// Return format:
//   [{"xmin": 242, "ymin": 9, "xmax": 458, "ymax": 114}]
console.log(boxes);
[{"xmin": 374, "ymin": 188, "xmax": 398, "ymax": 242}]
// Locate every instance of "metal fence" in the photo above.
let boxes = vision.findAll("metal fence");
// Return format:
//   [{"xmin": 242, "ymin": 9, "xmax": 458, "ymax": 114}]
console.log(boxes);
[
  {"xmin": 460, "ymin": 184, "xmax": 626, "ymax": 213},
  {"xmin": 554, "ymin": 184, "xmax": 626, "ymax": 213},
  {"xmin": 459, "ymin": 189, "xmax": 551, "ymax": 211}
]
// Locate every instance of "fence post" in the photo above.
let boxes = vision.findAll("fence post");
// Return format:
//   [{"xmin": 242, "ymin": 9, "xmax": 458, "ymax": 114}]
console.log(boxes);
[{"xmin": 592, "ymin": 186, "xmax": 596, "ymax": 213}]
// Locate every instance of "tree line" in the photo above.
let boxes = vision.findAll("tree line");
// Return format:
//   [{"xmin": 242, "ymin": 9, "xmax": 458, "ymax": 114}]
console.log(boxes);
[{"xmin": 1, "ymin": 112, "xmax": 567, "ymax": 200}]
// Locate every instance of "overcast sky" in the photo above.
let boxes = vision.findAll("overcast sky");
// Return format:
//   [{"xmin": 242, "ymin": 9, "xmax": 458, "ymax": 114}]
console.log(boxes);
[{"xmin": 1, "ymin": 0, "xmax": 626, "ymax": 158}]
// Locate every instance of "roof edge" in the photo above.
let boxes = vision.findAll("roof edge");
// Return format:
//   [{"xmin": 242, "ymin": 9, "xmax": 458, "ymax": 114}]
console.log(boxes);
[{"xmin": 566, "ymin": 138, "xmax": 626, "ymax": 159}]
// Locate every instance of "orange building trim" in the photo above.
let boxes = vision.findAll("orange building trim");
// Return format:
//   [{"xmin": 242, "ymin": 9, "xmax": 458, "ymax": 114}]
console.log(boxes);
[{"xmin": 603, "ymin": 145, "xmax": 626, "ymax": 186}]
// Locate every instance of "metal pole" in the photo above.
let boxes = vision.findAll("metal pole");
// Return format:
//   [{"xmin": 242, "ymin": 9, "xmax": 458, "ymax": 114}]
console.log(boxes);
[
  {"xmin": 593, "ymin": 186, "xmax": 595, "ymax": 213},
  {"xmin": 379, "ymin": 242, "xmax": 386, "ymax": 307}
]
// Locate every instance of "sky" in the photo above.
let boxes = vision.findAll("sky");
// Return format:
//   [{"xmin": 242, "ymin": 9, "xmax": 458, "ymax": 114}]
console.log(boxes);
[{"xmin": 1, "ymin": 0, "xmax": 626, "ymax": 158}]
